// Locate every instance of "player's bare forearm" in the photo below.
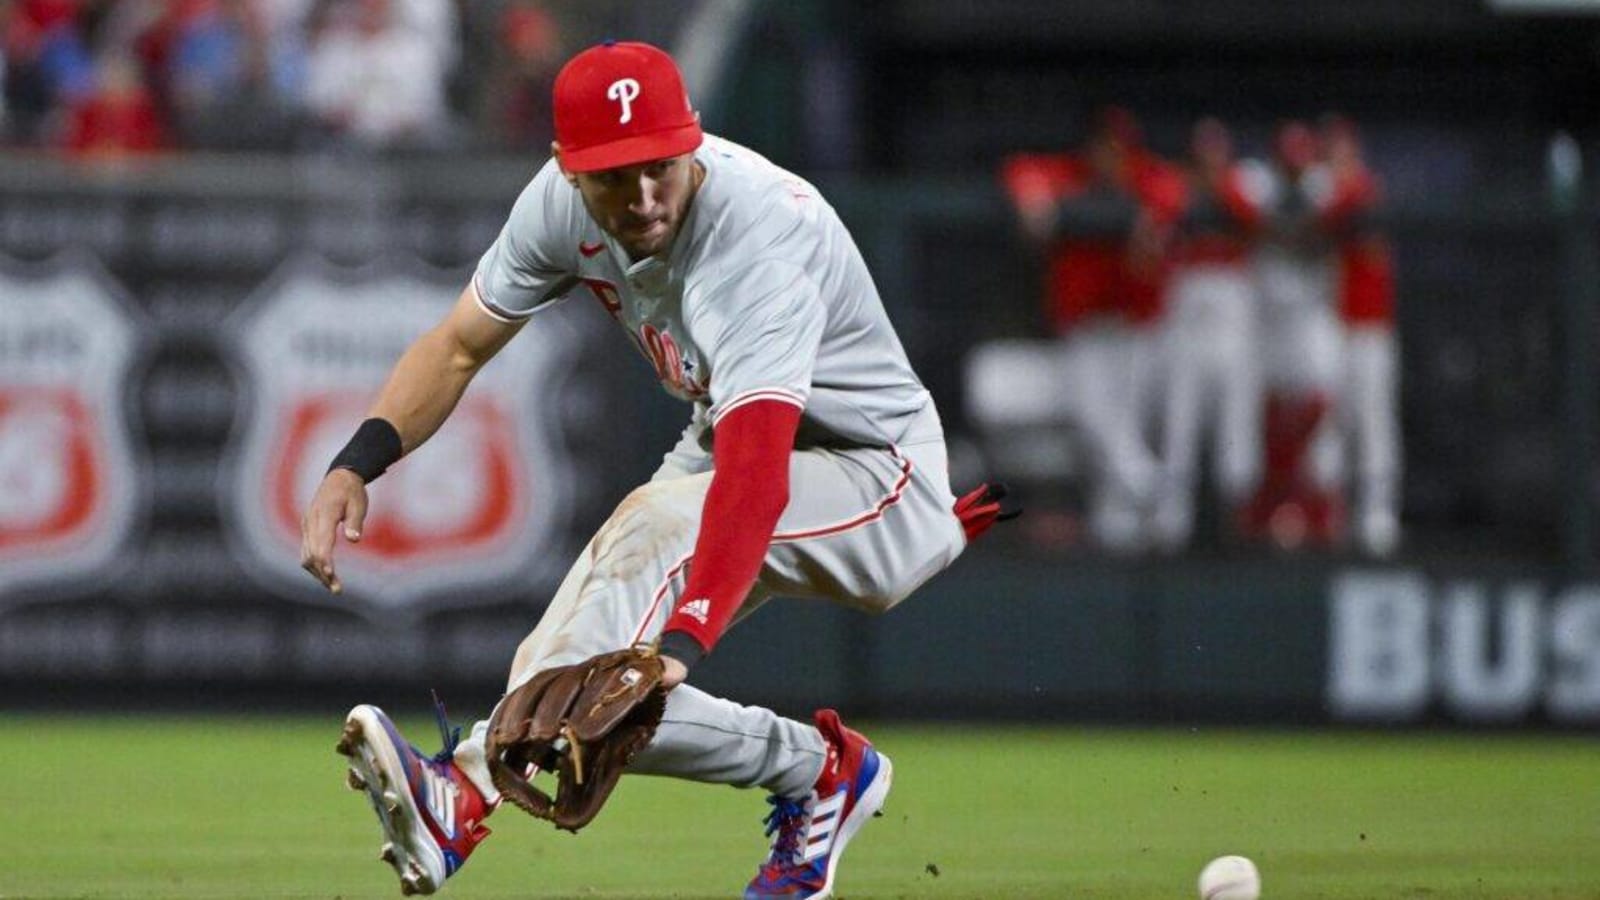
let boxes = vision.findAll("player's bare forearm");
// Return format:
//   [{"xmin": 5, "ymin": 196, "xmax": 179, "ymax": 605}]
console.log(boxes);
[
  {"xmin": 368, "ymin": 283, "xmax": 524, "ymax": 452},
  {"xmin": 299, "ymin": 285, "xmax": 521, "ymax": 595},
  {"xmin": 366, "ymin": 329, "xmax": 478, "ymax": 452}
]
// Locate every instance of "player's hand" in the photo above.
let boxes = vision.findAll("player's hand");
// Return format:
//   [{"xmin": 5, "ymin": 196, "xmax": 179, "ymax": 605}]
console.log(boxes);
[
  {"xmin": 300, "ymin": 467, "xmax": 369, "ymax": 594},
  {"xmin": 660, "ymin": 655, "xmax": 688, "ymax": 692}
]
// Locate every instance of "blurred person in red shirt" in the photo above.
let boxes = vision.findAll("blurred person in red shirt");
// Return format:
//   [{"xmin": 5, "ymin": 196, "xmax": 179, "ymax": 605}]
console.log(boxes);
[
  {"xmin": 122, "ymin": 0, "xmax": 303, "ymax": 149},
  {"xmin": 1320, "ymin": 114, "xmax": 1401, "ymax": 556},
  {"xmin": 1240, "ymin": 120, "xmax": 1346, "ymax": 550},
  {"xmin": 64, "ymin": 54, "xmax": 166, "ymax": 157},
  {"xmin": 4, "ymin": 0, "xmax": 94, "ymax": 142},
  {"xmin": 1151, "ymin": 118, "xmax": 1266, "ymax": 552},
  {"xmin": 1001, "ymin": 108, "xmax": 1184, "ymax": 553}
]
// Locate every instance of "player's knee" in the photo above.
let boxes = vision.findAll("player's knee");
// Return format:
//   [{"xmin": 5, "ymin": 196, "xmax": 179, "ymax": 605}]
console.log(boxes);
[
  {"xmin": 593, "ymin": 479, "xmax": 703, "ymax": 566},
  {"xmin": 626, "ymin": 480, "xmax": 702, "ymax": 529}
]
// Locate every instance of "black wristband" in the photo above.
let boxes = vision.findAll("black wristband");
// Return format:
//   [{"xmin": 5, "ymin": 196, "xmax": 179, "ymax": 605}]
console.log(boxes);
[
  {"xmin": 658, "ymin": 629, "xmax": 708, "ymax": 671},
  {"xmin": 327, "ymin": 418, "xmax": 404, "ymax": 484}
]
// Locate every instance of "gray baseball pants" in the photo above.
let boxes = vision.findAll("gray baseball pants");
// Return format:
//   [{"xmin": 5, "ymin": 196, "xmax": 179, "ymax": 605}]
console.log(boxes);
[{"xmin": 453, "ymin": 406, "xmax": 966, "ymax": 802}]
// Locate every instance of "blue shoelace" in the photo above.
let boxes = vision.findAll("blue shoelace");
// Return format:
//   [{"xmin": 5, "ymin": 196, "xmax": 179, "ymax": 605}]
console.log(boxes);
[
  {"xmin": 761, "ymin": 795, "xmax": 809, "ymax": 867},
  {"xmin": 430, "ymin": 689, "xmax": 462, "ymax": 765}
]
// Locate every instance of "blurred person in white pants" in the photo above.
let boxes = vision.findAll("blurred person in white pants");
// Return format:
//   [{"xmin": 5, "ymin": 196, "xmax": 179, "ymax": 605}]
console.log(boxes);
[
  {"xmin": 1152, "ymin": 119, "xmax": 1266, "ymax": 552},
  {"xmin": 1321, "ymin": 116, "xmax": 1402, "ymax": 556},
  {"xmin": 1001, "ymin": 109, "xmax": 1184, "ymax": 552},
  {"xmin": 1240, "ymin": 121, "xmax": 1345, "ymax": 549}
]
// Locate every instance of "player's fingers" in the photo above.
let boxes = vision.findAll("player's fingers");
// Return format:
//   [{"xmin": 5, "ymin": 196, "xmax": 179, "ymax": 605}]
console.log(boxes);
[
  {"xmin": 303, "ymin": 557, "xmax": 336, "ymax": 592},
  {"xmin": 315, "ymin": 542, "xmax": 340, "ymax": 592},
  {"xmin": 316, "ymin": 556, "xmax": 339, "ymax": 593},
  {"xmin": 300, "ymin": 511, "xmax": 321, "ymax": 573},
  {"xmin": 343, "ymin": 490, "xmax": 368, "ymax": 542},
  {"xmin": 660, "ymin": 655, "xmax": 688, "ymax": 691},
  {"xmin": 299, "ymin": 553, "xmax": 332, "ymax": 590},
  {"xmin": 300, "ymin": 545, "xmax": 332, "ymax": 590},
  {"xmin": 300, "ymin": 509, "xmax": 323, "ymax": 570},
  {"xmin": 302, "ymin": 503, "xmax": 341, "ymax": 591}
]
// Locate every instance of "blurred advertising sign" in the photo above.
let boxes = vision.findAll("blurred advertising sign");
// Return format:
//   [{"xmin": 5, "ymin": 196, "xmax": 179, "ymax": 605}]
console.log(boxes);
[
  {"xmin": 224, "ymin": 258, "xmax": 578, "ymax": 619},
  {"xmin": 0, "ymin": 256, "xmax": 142, "ymax": 601},
  {"xmin": 1328, "ymin": 570, "xmax": 1600, "ymax": 724}
]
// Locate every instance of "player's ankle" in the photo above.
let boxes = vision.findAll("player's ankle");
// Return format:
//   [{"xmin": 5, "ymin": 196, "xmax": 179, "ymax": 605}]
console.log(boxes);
[{"xmin": 451, "ymin": 734, "xmax": 502, "ymax": 806}]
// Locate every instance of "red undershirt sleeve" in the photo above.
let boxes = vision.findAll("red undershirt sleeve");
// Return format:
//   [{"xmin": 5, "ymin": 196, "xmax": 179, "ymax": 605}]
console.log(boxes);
[{"xmin": 656, "ymin": 398, "xmax": 802, "ymax": 666}]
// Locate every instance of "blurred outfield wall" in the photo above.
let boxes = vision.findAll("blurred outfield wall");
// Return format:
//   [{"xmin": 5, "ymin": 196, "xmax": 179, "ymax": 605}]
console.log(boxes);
[{"xmin": 0, "ymin": 155, "xmax": 1596, "ymax": 728}]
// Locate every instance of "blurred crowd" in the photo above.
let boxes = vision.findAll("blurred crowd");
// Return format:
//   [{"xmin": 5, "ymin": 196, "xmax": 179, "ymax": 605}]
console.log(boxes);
[
  {"xmin": 0, "ymin": 4, "xmax": 1403, "ymax": 559},
  {"xmin": 1001, "ymin": 110, "xmax": 1400, "ymax": 558},
  {"xmin": 0, "ymin": 0, "xmax": 567, "ymax": 156}
]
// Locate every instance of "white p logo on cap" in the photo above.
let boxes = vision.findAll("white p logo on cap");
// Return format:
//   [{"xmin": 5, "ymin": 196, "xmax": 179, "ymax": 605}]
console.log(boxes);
[{"xmin": 607, "ymin": 78, "xmax": 641, "ymax": 124}]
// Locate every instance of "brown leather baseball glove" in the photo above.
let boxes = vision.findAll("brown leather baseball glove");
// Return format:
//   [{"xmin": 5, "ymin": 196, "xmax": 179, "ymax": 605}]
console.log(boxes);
[{"xmin": 484, "ymin": 645, "xmax": 666, "ymax": 832}]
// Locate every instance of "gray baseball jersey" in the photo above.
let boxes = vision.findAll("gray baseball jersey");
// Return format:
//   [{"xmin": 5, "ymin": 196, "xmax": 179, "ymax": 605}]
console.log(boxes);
[
  {"xmin": 472, "ymin": 133, "xmax": 938, "ymax": 450},
  {"xmin": 450, "ymin": 135, "xmax": 969, "ymax": 805}
]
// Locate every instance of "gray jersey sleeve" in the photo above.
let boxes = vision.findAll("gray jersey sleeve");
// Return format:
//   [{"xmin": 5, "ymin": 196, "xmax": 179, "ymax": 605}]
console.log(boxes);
[
  {"xmin": 472, "ymin": 160, "xmax": 581, "ymax": 322},
  {"xmin": 686, "ymin": 259, "xmax": 825, "ymax": 427}
]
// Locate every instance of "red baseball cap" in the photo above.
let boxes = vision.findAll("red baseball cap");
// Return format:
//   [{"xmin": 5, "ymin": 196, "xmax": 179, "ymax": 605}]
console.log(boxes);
[{"xmin": 553, "ymin": 41, "xmax": 704, "ymax": 173}]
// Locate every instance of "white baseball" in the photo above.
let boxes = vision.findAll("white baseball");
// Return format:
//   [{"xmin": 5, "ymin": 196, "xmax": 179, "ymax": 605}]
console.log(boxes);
[{"xmin": 1197, "ymin": 855, "xmax": 1260, "ymax": 900}]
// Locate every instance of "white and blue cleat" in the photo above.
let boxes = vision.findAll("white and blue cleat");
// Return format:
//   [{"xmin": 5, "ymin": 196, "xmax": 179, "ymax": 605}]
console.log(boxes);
[
  {"xmin": 743, "ymin": 709, "xmax": 893, "ymax": 899},
  {"xmin": 335, "ymin": 703, "xmax": 495, "ymax": 896}
]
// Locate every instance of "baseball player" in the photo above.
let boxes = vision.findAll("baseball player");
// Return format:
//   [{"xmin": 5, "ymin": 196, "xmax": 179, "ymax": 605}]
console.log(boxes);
[
  {"xmin": 1239, "ymin": 121, "xmax": 1345, "ymax": 548},
  {"xmin": 999, "ymin": 109, "xmax": 1182, "ymax": 553},
  {"xmin": 299, "ymin": 41, "xmax": 1008, "ymax": 898},
  {"xmin": 1320, "ymin": 116, "xmax": 1401, "ymax": 556},
  {"xmin": 1151, "ymin": 118, "xmax": 1265, "ymax": 552}
]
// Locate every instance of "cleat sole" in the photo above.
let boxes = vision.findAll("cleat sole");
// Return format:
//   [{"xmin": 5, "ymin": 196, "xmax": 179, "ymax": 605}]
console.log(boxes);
[
  {"xmin": 335, "ymin": 719, "xmax": 363, "ymax": 757},
  {"xmin": 337, "ymin": 705, "xmax": 446, "ymax": 895},
  {"xmin": 401, "ymin": 862, "xmax": 433, "ymax": 896}
]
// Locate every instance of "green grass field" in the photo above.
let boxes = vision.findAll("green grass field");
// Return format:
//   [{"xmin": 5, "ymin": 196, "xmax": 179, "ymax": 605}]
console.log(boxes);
[{"xmin": 1, "ymin": 716, "xmax": 1596, "ymax": 899}]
